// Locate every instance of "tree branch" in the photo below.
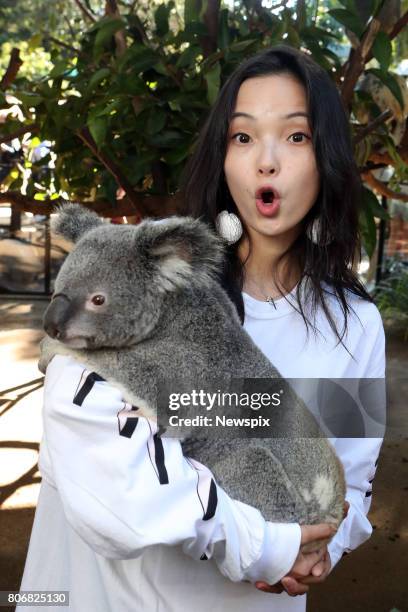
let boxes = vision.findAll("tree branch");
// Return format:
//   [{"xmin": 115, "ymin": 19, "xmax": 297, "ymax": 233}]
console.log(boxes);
[
  {"xmin": 388, "ymin": 9, "xmax": 408, "ymax": 41},
  {"xmin": 72, "ymin": 0, "xmax": 97, "ymax": 22},
  {"xmin": 361, "ymin": 171, "xmax": 408, "ymax": 202},
  {"xmin": 369, "ymin": 145, "xmax": 408, "ymax": 167},
  {"xmin": 0, "ymin": 191, "xmax": 184, "ymax": 217},
  {"xmin": 341, "ymin": 17, "xmax": 382, "ymax": 110},
  {"xmin": 105, "ymin": 0, "xmax": 127, "ymax": 57},
  {"xmin": 0, "ymin": 124, "xmax": 39, "ymax": 145},
  {"xmin": 0, "ymin": 48, "xmax": 23, "ymax": 90},
  {"xmin": 353, "ymin": 109, "xmax": 393, "ymax": 145},
  {"xmin": 77, "ymin": 127, "xmax": 150, "ymax": 215},
  {"xmin": 363, "ymin": 9, "xmax": 408, "ymax": 66},
  {"xmin": 201, "ymin": 0, "xmax": 220, "ymax": 58},
  {"xmin": 47, "ymin": 36, "xmax": 81, "ymax": 54}
]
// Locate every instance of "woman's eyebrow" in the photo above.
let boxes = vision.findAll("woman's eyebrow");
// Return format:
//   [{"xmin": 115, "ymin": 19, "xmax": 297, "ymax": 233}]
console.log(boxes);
[{"xmin": 230, "ymin": 111, "xmax": 309, "ymax": 120}]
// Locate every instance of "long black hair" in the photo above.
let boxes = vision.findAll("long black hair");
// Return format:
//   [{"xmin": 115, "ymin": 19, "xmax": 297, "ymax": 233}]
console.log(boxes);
[{"xmin": 181, "ymin": 44, "xmax": 372, "ymax": 344}]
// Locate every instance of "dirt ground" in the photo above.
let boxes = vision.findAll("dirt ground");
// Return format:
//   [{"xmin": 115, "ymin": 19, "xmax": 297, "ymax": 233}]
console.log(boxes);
[{"xmin": 0, "ymin": 297, "xmax": 407, "ymax": 612}]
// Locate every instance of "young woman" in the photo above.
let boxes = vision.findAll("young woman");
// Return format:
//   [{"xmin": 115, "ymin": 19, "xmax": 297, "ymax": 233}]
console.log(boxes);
[
  {"xmin": 18, "ymin": 45, "xmax": 384, "ymax": 612},
  {"xmin": 183, "ymin": 44, "xmax": 385, "ymax": 599}
]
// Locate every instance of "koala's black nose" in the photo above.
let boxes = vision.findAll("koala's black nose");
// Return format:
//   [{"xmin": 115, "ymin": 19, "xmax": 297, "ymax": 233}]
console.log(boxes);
[
  {"xmin": 44, "ymin": 321, "xmax": 62, "ymax": 339},
  {"xmin": 43, "ymin": 293, "xmax": 71, "ymax": 340}
]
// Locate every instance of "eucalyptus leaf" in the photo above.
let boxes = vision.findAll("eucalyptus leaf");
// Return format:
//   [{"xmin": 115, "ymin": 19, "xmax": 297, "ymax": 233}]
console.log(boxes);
[
  {"xmin": 86, "ymin": 68, "xmax": 111, "ymax": 95},
  {"xmin": 154, "ymin": 3, "xmax": 170, "ymax": 37},
  {"xmin": 362, "ymin": 186, "xmax": 389, "ymax": 221},
  {"xmin": 328, "ymin": 8, "xmax": 364, "ymax": 38},
  {"xmin": 17, "ymin": 92, "xmax": 43, "ymax": 106},
  {"xmin": 184, "ymin": 0, "xmax": 200, "ymax": 24},
  {"xmin": 88, "ymin": 116, "xmax": 108, "ymax": 148},
  {"xmin": 372, "ymin": 32, "xmax": 392, "ymax": 72},
  {"xmin": 49, "ymin": 61, "xmax": 70, "ymax": 78},
  {"xmin": 204, "ymin": 61, "xmax": 221, "ymax": 106},
  {"xmin": 229, "ymin": 39, "xmax": 257, "ymax": 53},
  {"xmin": 218, "ymin": 9, "xmax": 230, "ymax": 50},
  {"xmin": 147, "ymin": 108, "xmax": 167, "ymax": 135}
]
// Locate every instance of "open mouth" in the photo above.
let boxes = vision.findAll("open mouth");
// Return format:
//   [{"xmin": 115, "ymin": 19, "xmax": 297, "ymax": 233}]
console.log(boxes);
[
  {"xmin": 261, "ymin": 190, "xmax": 274, "ymax": 204},
  {"xmin": 255, "ymin": 186, "xmax": 281, "ymax": 217},
  {"xmin": 256, "ymin": 186, "xmax": 280, "ymax": 205}
]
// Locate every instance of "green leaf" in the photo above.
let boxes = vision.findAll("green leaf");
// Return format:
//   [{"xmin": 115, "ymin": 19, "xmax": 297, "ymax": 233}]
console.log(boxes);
[
  {"xmin": 183, "ymin": 22, "xmax": 208, "ymax": 37},
  {"xmin": 328, "ymin": 9, "xmax": 364, "ymax": 38},
  {"xmin": 359, "ymin": 208, "xmax": 377, "ymax": 258},
  {"xmin": 229, "ymin": 39, "xmax": 257, "ymax": 53},
  {"xmin": 88, "ymin": 116, "xmax": 108, "ymax": 148},
  {"xmin": 130, "ymin": 49, "xmax": 160, "ymax": 74},
  {"xmin": 17, "ymin": 92, "xmax": 43, "ymax": 106},
  {"xmin": 184, "ymin": 0, "xmax": 200, "ymax": 24},
  {"xmin": 155, "ymin": 3, "xmax": 171, "ymax": 37},
  {"xmin": 336, "ymin": 0, "xmax": 356, "ymax": 10},
  {"xmin": 372, "ymin": 32, "xmax": 392, "ymax": 72},
  {"xmin": 94, "ymin": 18, "xmax": 125, "ymax": 56},
  {"xmin": 175, "ymin": 44, "xmax": 201, "ymax": 69},
  {"xmin": 204, "ymin": 61, "xmax": 221, "ymax": 106},
  {"xmin": 27, "ymin": 34, "xmax": 42, "ymax": 51},
  {"xmin": 147, "ymin": 108, "xmax": 167, "ymax": 135},
  {"xmin": 49, "ymin": 61, "xmax": 70, "ymax": 78},
  {"xmin": 148, "ymin": 130, "xmax": 183, "ymax": 147},
  {"xmin": 367, "ymin": 69, "xmax": 405, "ymax": 111},
  {"xmin": 362, "ymin": 186, "xmax": 389, "ymax": 221},
  {"xmin": 169, "ymin": 100, "xmax": 182, "ymax": 112},
  {"xmin": 86, "ymin": 68, "xmax": 111, "ymax": 95},
  {"xmin": 164, "ymin": 143, "xmax": 190, "ymax": 165},
  {"xmin": 218, "ymin": 9, "xmax": 230, "ymax": 50}
]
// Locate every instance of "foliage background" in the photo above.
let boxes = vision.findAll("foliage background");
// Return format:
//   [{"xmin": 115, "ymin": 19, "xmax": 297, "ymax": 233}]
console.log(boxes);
[{"xmin": 0, "ymin": 0, "xmax": 407, "ymax": 255}]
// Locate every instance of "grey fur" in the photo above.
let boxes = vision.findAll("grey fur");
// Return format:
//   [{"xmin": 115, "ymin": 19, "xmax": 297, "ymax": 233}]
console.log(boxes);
[{"xmin": 41, "ymin": 203, "xmax": 346, "ymax": 549}]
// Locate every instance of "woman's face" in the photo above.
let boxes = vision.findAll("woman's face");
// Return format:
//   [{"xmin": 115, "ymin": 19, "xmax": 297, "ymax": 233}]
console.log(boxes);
[{"xmin": 224, "ymin": 73, "xmax": 320, "ymax": 244}]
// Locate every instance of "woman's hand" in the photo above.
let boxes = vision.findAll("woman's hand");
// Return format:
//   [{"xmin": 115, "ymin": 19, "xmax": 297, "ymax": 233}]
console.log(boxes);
[
  {"xmin": 255, "ymin": 523, "xmax": 335, "ymax": 595},
  {"xmin": 255, "ymin": 501, "xmax": 350, "ymax": 595}
]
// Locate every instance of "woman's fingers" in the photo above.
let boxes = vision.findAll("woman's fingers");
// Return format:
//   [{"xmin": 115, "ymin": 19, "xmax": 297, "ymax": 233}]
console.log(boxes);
[
  {"xmin": 281, "ymin": 576, "xmax": 309, "ymax": 596},
  {"xmin": 290, "ymin": 547, "xmax": 327, "ymax": 579},
  {"xmin": 255, "ymin": 580, "xmax": 284, "ymax": 593},
  {"xmin": 300, "ymin": 523, "xmax": 337, "ymax": 546}
]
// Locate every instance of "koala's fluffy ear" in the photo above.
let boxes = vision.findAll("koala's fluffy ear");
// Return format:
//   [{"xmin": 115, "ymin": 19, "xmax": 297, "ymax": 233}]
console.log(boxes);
[
  {"xmin": 51, "ymin": 202, "xmax": 104, "ymax": 242},
  {"xmin": 138, "ymin": 216, "xmax": 225, "ymax": 292}
]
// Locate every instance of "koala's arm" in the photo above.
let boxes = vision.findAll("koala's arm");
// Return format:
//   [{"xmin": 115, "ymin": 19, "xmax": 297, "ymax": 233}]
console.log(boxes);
[
  {"xmin": 38, "ymin": 336, "xmax": 73, "ymax": 373},
  {"xmin": 41, "ymin": 354, "xmax": 301, "ymax": 585}
]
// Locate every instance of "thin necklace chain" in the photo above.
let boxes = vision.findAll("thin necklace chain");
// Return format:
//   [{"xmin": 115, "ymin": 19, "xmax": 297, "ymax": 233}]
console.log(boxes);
[{"xmin": 245, "ymin": 277, "xmax": 278, "ymax": 309}]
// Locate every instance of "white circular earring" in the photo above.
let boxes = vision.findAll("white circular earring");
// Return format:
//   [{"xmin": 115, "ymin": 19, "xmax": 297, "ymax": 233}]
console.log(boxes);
[
  {"xmin": 307, "ymin": 217, "xmax": 332, "ymax": 246},
  {"xmin": 215, "ymin": 210, "xmax": 243, "ymax": 244}
]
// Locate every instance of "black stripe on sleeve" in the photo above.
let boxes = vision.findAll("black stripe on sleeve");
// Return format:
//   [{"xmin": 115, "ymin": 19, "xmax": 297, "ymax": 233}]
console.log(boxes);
[
  {"xmin": 365, "ymin": 490, "xmax": 372, "ymax": 497},
  {"xmin": 200, "ymin": 553, "xmax": 208, "ymax": 561},
  {"xmin": 120, "ymin": 414, "xmax": 139, "ymax": 438},
  {"xmin": 73, "ymin": 372, "xmax": 105, "ymax": 406},
  {"xmin": 153, "ymin": 434, "xmax": 169, "ymax": 485},
  {"xmin": 203, "ymin": 479, "xmax": 217, "ymax": 521}
]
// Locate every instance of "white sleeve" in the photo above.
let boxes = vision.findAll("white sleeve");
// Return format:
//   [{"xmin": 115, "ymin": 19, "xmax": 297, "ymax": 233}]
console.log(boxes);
[
  {"xmin": 39, "ymin": 355, "xmax": 301, "ymax": 585},
  {"xmin": 328, "ymin": 309, "xmax": 385, "ymax": 569}
]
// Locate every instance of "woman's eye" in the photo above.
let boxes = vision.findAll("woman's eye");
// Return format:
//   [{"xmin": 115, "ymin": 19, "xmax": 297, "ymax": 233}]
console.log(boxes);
[
  {"xmin": 288, "ymin": 132, "xmax": 310, "ymax": 143},
  {"xmin": 91, "ymin": 295, "xmax": 105, "ymax": 306},
  {"xmin": 232, "ymin": 132, "xmax": 251, "ymax": 144}
]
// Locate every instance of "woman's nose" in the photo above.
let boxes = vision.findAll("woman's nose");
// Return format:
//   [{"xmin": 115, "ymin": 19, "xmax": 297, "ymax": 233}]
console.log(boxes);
[
  {"xmin": 257, "ymin": 148, "xmax": 280, "ymax": 176},
  {"xmin": 257, "ymin": 164, "xmax": 277, "ymax": 175}
]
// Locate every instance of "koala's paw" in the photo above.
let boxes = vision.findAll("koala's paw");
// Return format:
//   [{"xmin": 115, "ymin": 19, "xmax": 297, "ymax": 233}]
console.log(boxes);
[{"xmin": 38, "ymin": 336, "xmax": 66, "ymax": 373}]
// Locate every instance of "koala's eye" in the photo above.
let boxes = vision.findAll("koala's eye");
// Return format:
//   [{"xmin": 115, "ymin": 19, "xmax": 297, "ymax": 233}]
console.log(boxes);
[{"xmin": 91, "ymin": 295, "xmax": 105, "ymax": 306}]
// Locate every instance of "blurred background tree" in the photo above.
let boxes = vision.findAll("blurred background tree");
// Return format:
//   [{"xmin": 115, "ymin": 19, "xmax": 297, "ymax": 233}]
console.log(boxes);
[{"xmin": 0, "ymin": 0, "xmax": 407, "ymax": 255}]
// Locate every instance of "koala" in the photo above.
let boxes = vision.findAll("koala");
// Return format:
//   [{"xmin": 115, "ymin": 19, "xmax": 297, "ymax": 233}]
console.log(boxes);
[{"xmin": 41, "ymin": 203, "xmax": 346, "ymax": 550}]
